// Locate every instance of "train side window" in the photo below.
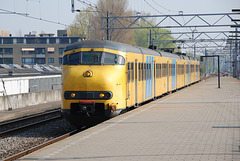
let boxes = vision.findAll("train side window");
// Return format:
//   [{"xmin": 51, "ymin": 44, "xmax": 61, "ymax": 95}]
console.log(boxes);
[
  {"xmin": 131, "ymin": 62, "xmax": 134, "ymax": 82},
  {"xmin": 143, "ymin": 63, "xmax": 146, "ymax": 80},
  {"xmin": 142, "ymin": 63, "xmax": 144, "ymax": 81},
  {"xmin": 159, "ymin": 64, "xmax": 162, "ymax": 78},
  {"xmin": 138, "ymin": 62, "xmax": 141, "ymax": 81},
  {"xmin": 127, "ymin": 62, "xmax": 130, "ymax": 83},
  {"xmin": 156, "ymin": 64, "xmax": 158, "ymax": 78},
  {"xmin": 146, "ymin": 63, "xmax": 149, "ymax": 80},
  {"xmin": 135, "ymin": 62, "xmax": 137, "ymax": 81}
]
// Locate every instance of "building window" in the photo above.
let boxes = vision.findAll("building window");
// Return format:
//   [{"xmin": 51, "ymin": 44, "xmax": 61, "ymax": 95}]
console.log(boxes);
[
  {"xmin": 35, "ymin": 48, "xmax": 45, "ymax": 54},
  {"xmin": 48, "ymin": 58, "xmax": 54, "ymax": 64},
  {"xmin": 0, "ymin": 58, "xmax": 13, "ymax": 64},
  {"xmin": 36, "ymin": 58, "xmax": 45, "ymax": 64},
  {"xmin": 22, "ymin": 58, "xmax": 36, "ymax": 64},
  {"xmin": 0, "ymin": 48, "xmax": 13, "ymax": 55},
  {"xmin": 59, "ymin": 38, "xmax": 69, "ymax": 44},
  {"xmin": 3, "ymin": 38, "xmax": 13, "ymax": 44},
  {"xmin": 59, "ymin": 48, "xmax": 65, "ymax": 55},
  {"xmin": 47, "ymin": 47, "xmax": 54, "ymax": 54},
  {"xmin": 26, "ymin": 38, "xmax": 36, "ymax": 44},
  {"xmin": 22, "ymin": 48, "xmax": 35, "ymax": 55},
  {"xmin": 17, "ymin": 38, "xmax": 24, "ymax": 44},
  {"xmin": 59, "ymin": 58, "xmax": 63, "ymax": 65},
  {"xmin": 49, "ymin": 38, "xmax": 56, "ymax": 44},
  {"xmin": 37, "ymin": 38, "xmax": 47, "ymax": 44}
]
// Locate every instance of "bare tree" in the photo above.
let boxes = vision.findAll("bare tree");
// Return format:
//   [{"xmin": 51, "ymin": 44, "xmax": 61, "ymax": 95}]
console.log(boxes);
[{"xmin": 89, "ymin": 0, "xmax": 134, "ymax": 44}]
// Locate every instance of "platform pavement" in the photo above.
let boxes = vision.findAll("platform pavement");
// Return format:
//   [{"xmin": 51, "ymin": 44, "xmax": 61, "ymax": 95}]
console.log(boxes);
[
  {"xmin": 18, "ymin": 77, "xmax": 240, "ymax": 161},
  {"xmin": 0, "ymin": 101, "xmax": 61, "ymax": 123}
]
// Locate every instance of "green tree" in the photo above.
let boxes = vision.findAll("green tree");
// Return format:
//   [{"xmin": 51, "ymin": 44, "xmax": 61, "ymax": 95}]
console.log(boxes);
[
  {"xmin": 66, "ymin": 7, "xmax": 93, "ymax": 38},
  {"xmin": 133, "ymin": 19, "xmax": 176, "ymax": 50}
]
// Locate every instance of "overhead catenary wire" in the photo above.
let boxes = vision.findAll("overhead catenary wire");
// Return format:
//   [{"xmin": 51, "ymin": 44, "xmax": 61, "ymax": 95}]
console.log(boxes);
[
  {"xmin": 143, "ymin": 0, "xmax": 164, "ymax": 15},
  {"xmin": 151, "ymin": 0, "xmax": 178, "ymax": 14},
  {"xmin": 0, "ymin": 8, "xmax": 68, "ymax": 26}
]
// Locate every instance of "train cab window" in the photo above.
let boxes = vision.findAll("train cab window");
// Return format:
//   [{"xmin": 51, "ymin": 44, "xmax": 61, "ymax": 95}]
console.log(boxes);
[
  {"xmin": 103, "ymin": 53, "xmax": 125, "ymax": 65},
  {"xmin": 68, "ymin": 53, "xmax": 79, "ymax": 65},
  {"xmin": 104, "ymin": 52, "xmax": 117, "ymax": 64},
  {"xmin": 63, "ymin": 51, "xmax": 125, "ymax": 65},
  {"xmin": 82, "ymin": 52, "xmax": 102, "ymax": 65}
]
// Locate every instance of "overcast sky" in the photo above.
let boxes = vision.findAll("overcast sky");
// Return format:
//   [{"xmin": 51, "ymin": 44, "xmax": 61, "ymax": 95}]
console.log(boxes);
[{"xmin": 0, "ymin": 0, "xmax": 239, "ymax": 36}]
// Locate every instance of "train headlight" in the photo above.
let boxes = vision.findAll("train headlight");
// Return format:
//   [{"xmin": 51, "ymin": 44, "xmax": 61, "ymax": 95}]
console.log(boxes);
[
  {"xmin": 105, "ymin": 92, "xmax": 111, "ymax": 98},
  {"xmin": 99, "ymin": 93, "xmax": 105, "ymax": 98},
  {"xmin": 83, "ymin": 70, "xmax": 93, "ymax": 77},
  {"xmin": 71, "ymin": 93, "xmax": 76, "ymax": 98}
]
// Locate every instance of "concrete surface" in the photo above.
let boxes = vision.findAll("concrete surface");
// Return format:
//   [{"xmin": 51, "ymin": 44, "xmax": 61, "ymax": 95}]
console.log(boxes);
[{"xmin": 18, "ymin": 77, "xmax": 240, "ymax": 161}]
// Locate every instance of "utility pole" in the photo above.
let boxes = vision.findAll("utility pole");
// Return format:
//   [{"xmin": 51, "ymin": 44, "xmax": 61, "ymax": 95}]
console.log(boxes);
[
  {"xmin": 149, "ymin": 29, "xmax": 152, "ymax": 47},
  {"xmin": 106, "ymin": 11, "xmax": 109, "ymax": 40},
  {"xmin": 230, "ymin": 40, "xmax": 232, "ymax": 74},
  {"xmin": 233, "ymin": 28, "xmax": 238, "ymax": 78},
  {"xmin": 71, "ymin": 0, "xmax": 75, "ymax": 13},
  {"xmin": 205, "ymin": 48, "xmax": 208, "ymax": 75}
]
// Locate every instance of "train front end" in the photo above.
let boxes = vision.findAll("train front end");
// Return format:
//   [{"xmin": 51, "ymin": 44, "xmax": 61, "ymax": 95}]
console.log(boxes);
[{"xmin": 61, "ymin": 40, "xmax": 126, "ymax": 127}]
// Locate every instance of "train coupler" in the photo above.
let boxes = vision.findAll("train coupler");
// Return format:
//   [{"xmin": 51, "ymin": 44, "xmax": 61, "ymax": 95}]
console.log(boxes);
[{"xmin": 78, "ymin": 100, "xmax": 95, "ymax": 116}]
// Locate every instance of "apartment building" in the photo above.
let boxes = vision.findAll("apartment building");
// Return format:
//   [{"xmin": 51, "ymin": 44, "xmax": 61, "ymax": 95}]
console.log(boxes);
[{"xmin": 0, "ymin": 31, "xmax": 83, "ymax": 66}]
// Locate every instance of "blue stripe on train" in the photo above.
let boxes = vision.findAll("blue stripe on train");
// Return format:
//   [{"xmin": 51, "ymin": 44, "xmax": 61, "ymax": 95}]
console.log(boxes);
[
  {"xmin": 145, "ymin": 56, "xmax": 154, "ymax": 99},
  {"xmin": 145, "ymin": 56, "xmax": 148, "ymax": 99},
  {"xmin": 151, "ymin": 57, "xmax": 154, "ymax": 98}
]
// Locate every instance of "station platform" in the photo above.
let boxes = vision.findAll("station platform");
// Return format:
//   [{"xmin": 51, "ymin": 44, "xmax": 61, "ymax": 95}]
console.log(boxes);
[{"xmin": 19, "ymin": 77, "xmax": 240, "ymax": 161}]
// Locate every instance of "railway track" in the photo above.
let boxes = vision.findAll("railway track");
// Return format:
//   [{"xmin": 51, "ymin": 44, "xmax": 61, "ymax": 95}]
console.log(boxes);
[
  {"xmin": 0, "ymin": 108, "xmax": 62, "ymax": 137},
  {"xmin": 2, "ymin": 129, "xmax": 78, "ymax": 161},
  {"xmin": 0, "ymin": 108, "xmax": 77, "ymax": 160}
]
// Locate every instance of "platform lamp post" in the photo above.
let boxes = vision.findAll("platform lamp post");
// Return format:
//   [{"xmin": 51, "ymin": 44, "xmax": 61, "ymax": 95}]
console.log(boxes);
[
  {"xmin": 192, "ymin": 29, "xmax": 197, "ymax": 58},
  {"xmin": 201, "ymin": 55, "xmax": 220, "ymax": 88}
]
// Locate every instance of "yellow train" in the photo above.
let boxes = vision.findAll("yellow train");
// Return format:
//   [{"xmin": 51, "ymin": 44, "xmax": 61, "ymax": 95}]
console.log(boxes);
[{"xmin": 61, "ymin": 40, "xmax": 200, "ymax": 127}]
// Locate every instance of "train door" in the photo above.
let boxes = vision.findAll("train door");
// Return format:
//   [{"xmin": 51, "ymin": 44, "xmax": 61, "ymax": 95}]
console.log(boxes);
[
  {"xmin": 154, "ymin": 61, "xmax": 156, "ymax": 98},
  {"xmin": 167, "ymin": 61, "xmax": 169, "ymax": 92},
  {"xmin": 135, "ymin": 60, "xmax": 138, "ymax": 105},
  {"xmin": 172, "ymin": 59, "xmax": 176, "ymax": 90},
  {"xmin": 127, "ymin": 62, "xmax": 134, "ymax": 107},
  {"xmin": 145, "ymin": 56, "xmax": 154, "ymax": 99}
]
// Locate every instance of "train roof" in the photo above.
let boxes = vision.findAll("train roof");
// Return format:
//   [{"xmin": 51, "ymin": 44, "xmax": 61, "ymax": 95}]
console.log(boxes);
[{"xmin": 65, "ymin": 40, "xmax": 197, "ymax": 60}]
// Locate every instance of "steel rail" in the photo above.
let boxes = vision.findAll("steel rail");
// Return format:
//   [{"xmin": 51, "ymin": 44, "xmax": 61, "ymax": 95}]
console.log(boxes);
[
  {"xmin": 0, "ymin": 109, "xmax": 62, "ymax": 136},
  {"xmin": 0, "ymin": 108, "xmax": 61, "ymax": 126},
  {"xmin": 2, "ymin": 130, "xmax": 78, "ymax": 161}
]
